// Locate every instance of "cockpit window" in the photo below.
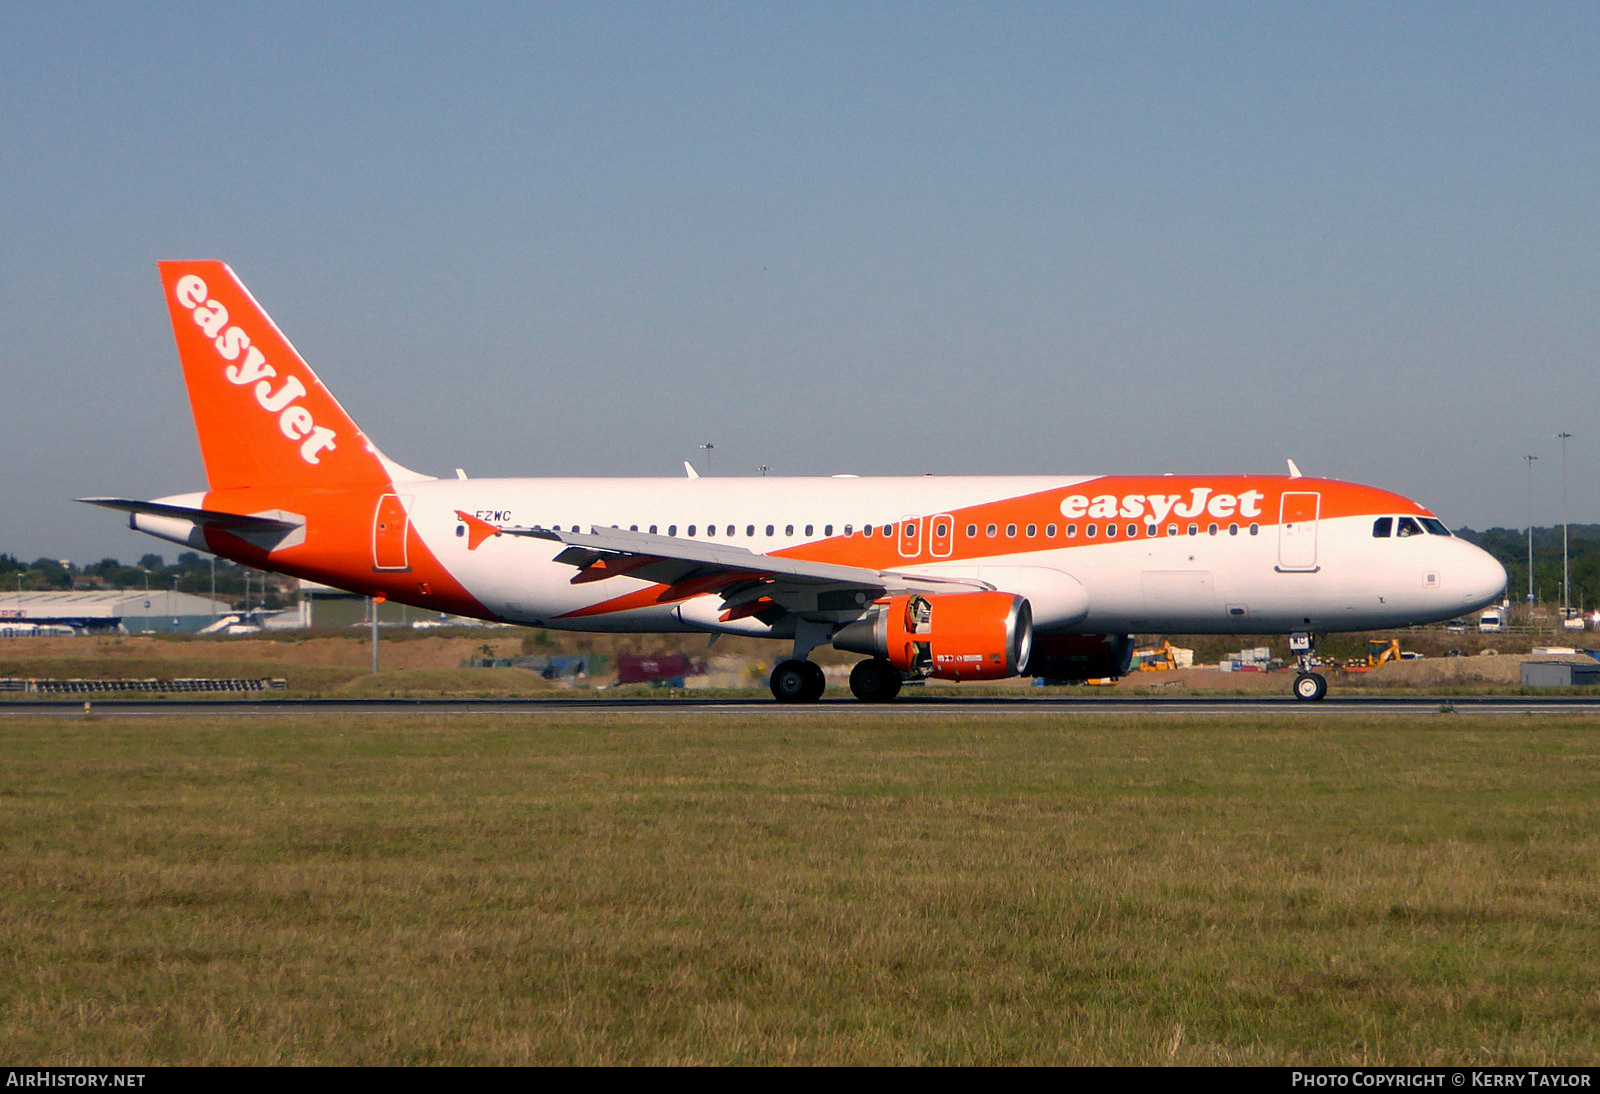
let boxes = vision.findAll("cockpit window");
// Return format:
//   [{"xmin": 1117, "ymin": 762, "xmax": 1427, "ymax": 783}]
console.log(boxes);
[
  {"xmin": 1372, "ymin": 517, "xmax": 1392, "ymax": 538},
  {"xmin": 1420, "ymin": 518, "xmax": 1450, "ymax": 536},
  {"xmin": 1396, "ymin": 517, "xmax": 1424, "ymax": 537}
]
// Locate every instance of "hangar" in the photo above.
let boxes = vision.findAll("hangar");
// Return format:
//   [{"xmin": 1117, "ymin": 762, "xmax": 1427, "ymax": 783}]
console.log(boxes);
[{"xmin": 0, "ymin": 590, "xmax": 234, "ymax": 635}]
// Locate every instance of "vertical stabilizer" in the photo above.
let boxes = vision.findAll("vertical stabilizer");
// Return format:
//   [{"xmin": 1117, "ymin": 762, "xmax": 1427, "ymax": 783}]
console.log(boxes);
[{"xmin": 158, "ymin": 261, "xmax": 411, "ymax": 492}]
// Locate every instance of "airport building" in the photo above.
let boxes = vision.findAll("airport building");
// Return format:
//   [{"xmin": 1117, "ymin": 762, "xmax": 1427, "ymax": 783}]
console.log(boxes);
[{"xmin": 0, "ymin": 590, "xmax": 235, "ymax": 635}]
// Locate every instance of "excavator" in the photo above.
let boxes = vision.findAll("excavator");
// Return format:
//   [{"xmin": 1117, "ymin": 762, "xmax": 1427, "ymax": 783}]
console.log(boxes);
[
  {"xmin": 1345, "ymin": 639, "xmax": 1403, "ymax": 673},
  {"xmin": 1134, "ymin": 641, "xmax": 1179, "ymax": 671}
]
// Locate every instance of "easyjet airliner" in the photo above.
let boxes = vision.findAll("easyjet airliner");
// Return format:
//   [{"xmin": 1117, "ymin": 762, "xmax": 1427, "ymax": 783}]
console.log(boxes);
[{"xmin": 85, "ymin": 262, "xmax": 1507, "ymax": 702}]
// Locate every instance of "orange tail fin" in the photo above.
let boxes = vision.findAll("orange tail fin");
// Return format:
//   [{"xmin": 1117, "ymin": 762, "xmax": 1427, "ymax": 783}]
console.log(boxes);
[{"xmin": 158, "ymin": 261, "xmax": 415, "ymax": 492}]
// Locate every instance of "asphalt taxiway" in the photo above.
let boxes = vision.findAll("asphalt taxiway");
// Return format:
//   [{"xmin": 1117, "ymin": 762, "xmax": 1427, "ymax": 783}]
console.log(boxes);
[{"xmin": 5, "ymin": 695, "xmax": 1600, "ymax": 717}]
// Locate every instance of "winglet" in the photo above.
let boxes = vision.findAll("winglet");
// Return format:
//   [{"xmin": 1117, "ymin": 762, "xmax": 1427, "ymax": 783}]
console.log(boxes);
[{"xmin": 1286, "ymin": 459, "xmax": 1303, "ymax": 479}]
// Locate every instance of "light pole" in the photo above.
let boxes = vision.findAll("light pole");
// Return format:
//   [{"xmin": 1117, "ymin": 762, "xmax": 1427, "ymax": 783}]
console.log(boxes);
[
  {"xmin": 1524, "ymin": 454, "xmax": 1538, "ymax": 604},
  {"xmin": 1557, "ymin": 432, "xmax": 1572, "ymax": 619},
  {"xmin": 697, "ymin": 442, "xmax": 715, "ymax": 475}
]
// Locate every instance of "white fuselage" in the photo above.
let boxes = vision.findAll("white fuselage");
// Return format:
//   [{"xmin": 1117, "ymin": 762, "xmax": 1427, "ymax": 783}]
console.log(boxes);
[{"xmin": 382, "ymin": 473, "xmax": 1507, "ymax": 640}]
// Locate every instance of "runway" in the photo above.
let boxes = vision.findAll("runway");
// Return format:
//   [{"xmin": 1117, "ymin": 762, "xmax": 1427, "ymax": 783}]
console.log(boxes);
[{"xmin": 5, "ymin": 694, "xmax": 1600, "ymax": 717}]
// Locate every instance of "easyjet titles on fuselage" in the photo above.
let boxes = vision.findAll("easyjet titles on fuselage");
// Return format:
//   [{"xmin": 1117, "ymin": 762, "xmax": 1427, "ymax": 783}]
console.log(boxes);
[
  {"xmin": 1059, "ymin": 487, "xmax": 1267, "ymax": 524},
  {"xmin": 172, "ymin": 274, "xmax": 339, "ymax": 466}
]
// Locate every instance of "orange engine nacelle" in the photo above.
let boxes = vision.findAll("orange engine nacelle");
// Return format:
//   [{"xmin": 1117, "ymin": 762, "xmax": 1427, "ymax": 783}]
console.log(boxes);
[{"xmin": 832, "ymin": 592, "xmax": 1033, "ymax": 681}]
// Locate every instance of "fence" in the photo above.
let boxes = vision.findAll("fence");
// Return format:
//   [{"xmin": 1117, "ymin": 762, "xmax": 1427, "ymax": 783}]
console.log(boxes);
[{"xmin": 0, "ymin": 678, "xmax": 289, "ymax": 694}]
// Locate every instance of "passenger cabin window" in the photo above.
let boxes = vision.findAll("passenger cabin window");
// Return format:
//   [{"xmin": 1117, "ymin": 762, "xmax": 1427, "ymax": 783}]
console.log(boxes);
[
  {"xmin": 1373, "ymin": 518, "xmax": 1392, "ymax": 538},
  {"xmin": 1397, "ymin": 517, "xmax": 1424, "ymax": 538}
]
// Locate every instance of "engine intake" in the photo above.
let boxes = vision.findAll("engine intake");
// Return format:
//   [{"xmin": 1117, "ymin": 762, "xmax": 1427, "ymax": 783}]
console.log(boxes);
[{"xmin": 833, "ymin": 592, "xmax": 1033, "ymax": 680}]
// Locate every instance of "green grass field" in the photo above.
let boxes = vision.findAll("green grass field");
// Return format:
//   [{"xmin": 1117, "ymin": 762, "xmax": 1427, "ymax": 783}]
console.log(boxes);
[{"xmin": 2, "ymin": 711, "xmax": 1598, "ymax": 1065}]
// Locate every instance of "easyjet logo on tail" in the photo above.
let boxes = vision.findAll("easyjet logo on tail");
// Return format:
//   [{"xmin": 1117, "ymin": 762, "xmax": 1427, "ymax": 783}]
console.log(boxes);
[{"xmin": 173, "ymin": 274, "xmax": 338, "ymax": 465}]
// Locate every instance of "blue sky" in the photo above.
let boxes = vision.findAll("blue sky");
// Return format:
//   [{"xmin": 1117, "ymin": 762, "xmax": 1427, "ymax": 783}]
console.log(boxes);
[{"xmin": 2, "ymin": 2, "xmax": 1595, "ymax": 564}]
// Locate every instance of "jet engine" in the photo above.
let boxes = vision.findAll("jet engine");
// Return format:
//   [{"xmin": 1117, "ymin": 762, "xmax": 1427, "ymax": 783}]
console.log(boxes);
[
  {"xmin": 1027, "ymin": 633, "xmax": 1136, "ymax": 683},
  {"xmin": 832, "ymin": 592, "xmax": 1033, "ymax": 680}
]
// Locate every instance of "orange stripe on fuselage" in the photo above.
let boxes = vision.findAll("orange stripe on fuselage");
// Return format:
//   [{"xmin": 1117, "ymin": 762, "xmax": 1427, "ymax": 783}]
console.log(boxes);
[
  {"xmin": 551, "ymin": 475, "xmax": 1430, "ymax": 620},
  {"xmin": 772, "ymin": 475, "xmax": 1426, "ymax": 572}
]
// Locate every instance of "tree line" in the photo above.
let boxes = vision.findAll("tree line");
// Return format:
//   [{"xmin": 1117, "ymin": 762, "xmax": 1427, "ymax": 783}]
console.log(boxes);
[{"xmin": 1452, "ymin": 524, "xmax": 1600, "ymax": 611}]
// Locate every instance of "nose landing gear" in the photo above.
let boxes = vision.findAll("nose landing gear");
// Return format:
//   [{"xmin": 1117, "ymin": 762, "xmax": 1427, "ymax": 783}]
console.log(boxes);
[
  {"xmin": 1290, "ymin": 631, "xmax": 1327, "ymax": 701},
  {"xmin": 1293, "ymin": 671, "xmax": 1328, "ymax": 701}
]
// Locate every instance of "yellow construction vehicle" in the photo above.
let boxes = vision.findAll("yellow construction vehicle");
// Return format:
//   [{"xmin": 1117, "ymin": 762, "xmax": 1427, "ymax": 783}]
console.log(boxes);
[
  {"xmin": 1134, "ymin": 641, "xmax": 1177, "ymax": 671},
  {"xmin": 1346, "ymin": 639, "xmax": 1402, "ymax": 673}
]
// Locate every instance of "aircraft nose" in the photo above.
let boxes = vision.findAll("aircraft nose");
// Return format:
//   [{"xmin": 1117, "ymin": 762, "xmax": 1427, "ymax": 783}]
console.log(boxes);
[{"xmin": 1458, "ymin": 542, "xmax": 1508, "ymax": 611}]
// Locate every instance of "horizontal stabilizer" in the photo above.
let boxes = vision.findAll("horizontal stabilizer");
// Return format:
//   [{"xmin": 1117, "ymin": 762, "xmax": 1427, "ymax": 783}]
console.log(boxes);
[
  {"xmin": 78, "ymin": 497, "xmax": 303, "ymax": 534},
  {"xmin": 78, "ymin": 497, "xmax": 305, "ymax": 553}
]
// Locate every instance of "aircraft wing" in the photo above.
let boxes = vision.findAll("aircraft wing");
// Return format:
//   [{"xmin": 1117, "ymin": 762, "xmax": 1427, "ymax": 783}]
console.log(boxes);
[{"xmin": 455, "ymin": 511, "xmax": 989, "ymax": 618}]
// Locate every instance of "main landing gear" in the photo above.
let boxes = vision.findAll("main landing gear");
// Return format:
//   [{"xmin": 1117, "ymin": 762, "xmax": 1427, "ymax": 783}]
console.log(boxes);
[
  {"xmin": 767, "ymin": 657, "xmax": 905, "ymax": 703},
  {"xmin": 1290, "ymin": 631, "xmax": 1327, "ymax": 702},
  {"xmin": 848, "ymin": 658, "xmax": 902, "ymax": 702},
  {"xmin": 769, "ymin": 659, "xmax": 827, "ymax": 703},
  {"xmin": 770, "ymin": 619, "xmax": 832, "ymax": 703}
]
